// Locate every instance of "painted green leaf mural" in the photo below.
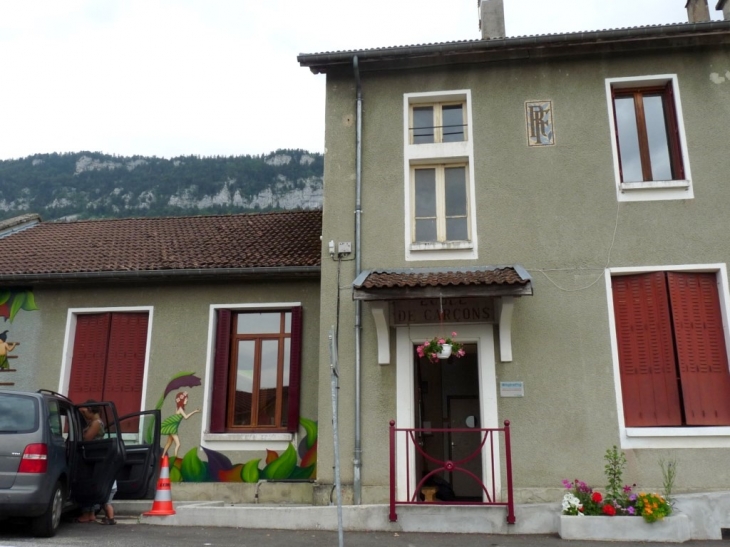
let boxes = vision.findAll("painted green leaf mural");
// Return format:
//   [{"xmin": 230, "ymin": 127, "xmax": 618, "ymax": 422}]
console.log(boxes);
[
  {"xmin": 180, "ymin": 447, "xmax": 209, "ymax": 482},
  {"xmin": 241, "ymin": 459, "xmax": 261, "ymax": 483},
  {"xmin": 300, "ymin": 417, "xmax": 318, "ymax": 449},
  {"xmin": 20, "ymin": 291, "xmax": 38, "ymax": 311},
  {"xmin": 0, "ymin": 291, "xmax": 9, "ymax": 305},
  {"xmin": 261, "ymin": 444, "xmax": 297, "ymax": 480}
]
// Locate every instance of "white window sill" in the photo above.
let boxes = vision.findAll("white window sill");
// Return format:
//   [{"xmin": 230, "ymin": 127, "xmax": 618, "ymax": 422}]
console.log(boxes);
[
  {"xmin": 621, "ymin": 426, "xmax": 730, "ymax": 449},
  {"xmin": 201, "ymin": 432, "xmax": 294, "ymax": 452},
  {"xmin": 410, "ymin": 241, "xmax": 473, "ymax": 252},
  {"xmin": 620, "ymin": 179, "xmax": 691, "ymax": 192},
  {"xmin": 203, "ymin": 432, "xmax": 293, "ymax": 442}
]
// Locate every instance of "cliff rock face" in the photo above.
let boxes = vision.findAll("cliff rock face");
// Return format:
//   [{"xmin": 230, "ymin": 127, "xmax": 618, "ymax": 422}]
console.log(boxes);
[{"xmin": 0, "ymin": 149, "xmax": 323, "ymax": 221}]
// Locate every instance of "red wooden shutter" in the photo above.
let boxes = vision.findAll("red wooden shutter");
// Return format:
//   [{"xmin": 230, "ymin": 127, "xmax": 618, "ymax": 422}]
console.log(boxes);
[
  {"xmin": 612, "ymin": 273, "xmax": 682, "ymax": 426},
  {"xmin": 68, "ymin": 314, "xmax": 111, "ymax": 404},
  {"xmin": 210, "ymin": 309, "xmax": 232, "ymax": 433},
  {"xmin": 286, "ymin": 306, "xmax": 303, "ymax": 433},
  {"xmin": 663, "ymin": 81, "xmax": 685, "ymax": 181},
  {"xmin": 667, "ymin": 272, "xmax": 730, "ymax": 425},
  {"xmin": 103, "ymin": 313, "xmax": 148, "ymax": 431}
]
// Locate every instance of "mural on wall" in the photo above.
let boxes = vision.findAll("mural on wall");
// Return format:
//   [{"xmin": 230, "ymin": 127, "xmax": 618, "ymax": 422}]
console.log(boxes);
[
  {"xmin": 0, "ymin": 289, "xmax": 39, "ymax": 386},
  {"xmin": 161, "ymin": 391, "xmax": 200, "ymax": 458},
  {"xmin": 152, "ymin": 370, "xmax": 317, "ymax": 483}
]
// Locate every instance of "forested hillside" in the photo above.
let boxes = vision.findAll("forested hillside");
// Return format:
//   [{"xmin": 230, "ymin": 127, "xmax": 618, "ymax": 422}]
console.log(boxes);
[{"xmin": 0, "ymin": 149, "xmax": 323, "ymax": 221}]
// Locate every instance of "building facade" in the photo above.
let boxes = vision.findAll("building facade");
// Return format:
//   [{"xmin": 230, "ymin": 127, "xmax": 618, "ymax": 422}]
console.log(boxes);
[{"xmin": 299, "ymin": 0, "xmax": 730, "ymax": 505}]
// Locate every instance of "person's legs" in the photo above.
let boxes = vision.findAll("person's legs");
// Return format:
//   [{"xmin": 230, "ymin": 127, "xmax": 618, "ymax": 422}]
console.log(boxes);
[
  {"xmin": 75, "ymin": 507, "xmax": 95, "ymax": 523},
  {"xmin": 101, "ymin": 481, "xmax": 117, "ymax": 524}
]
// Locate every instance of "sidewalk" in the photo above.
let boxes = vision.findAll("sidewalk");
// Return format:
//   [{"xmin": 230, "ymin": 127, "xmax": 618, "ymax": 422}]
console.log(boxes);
[{"xmin": 115, "ymin": 491, "xmax": 730, "ymax": 542}]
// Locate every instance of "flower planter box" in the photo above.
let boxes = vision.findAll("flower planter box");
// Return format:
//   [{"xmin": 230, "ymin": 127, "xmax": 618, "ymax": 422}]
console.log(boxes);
[{"xmin": 559, "ymin": 514, "xmax": 690, "ymax": 543}]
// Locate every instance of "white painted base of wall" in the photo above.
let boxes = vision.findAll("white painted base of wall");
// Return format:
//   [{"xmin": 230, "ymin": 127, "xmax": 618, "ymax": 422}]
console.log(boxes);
[{"xmin": 558, "ymin": 514, "xmax": 690, "ymax": 543}]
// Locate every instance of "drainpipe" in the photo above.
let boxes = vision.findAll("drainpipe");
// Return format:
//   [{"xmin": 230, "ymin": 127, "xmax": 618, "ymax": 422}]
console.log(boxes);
[{"xmin": 352, "ymin": 55, "xmax": 363, "ymax": 505}]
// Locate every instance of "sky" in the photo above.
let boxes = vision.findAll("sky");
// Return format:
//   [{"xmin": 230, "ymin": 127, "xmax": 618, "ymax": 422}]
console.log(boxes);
[{"xmin": 0, "ymin": 0, "xmax": 723, "ymax": 160}]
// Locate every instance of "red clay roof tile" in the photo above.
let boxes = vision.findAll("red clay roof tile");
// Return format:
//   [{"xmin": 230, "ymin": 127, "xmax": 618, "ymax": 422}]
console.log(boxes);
[{"xmin": 0, "ymin": 211, "xmax": 321, "ymax": 277}]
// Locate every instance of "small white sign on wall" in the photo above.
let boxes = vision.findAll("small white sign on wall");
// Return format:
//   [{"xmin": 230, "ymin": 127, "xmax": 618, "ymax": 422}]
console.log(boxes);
[{"xmin": 500, "ymin": 381, "xmax": 524, "ymax": 397}]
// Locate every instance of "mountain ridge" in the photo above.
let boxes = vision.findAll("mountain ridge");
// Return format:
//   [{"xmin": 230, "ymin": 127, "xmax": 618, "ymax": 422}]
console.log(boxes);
[{"xmin": 0, "ymin": 149, "xmax": 323, "ymax": 222}]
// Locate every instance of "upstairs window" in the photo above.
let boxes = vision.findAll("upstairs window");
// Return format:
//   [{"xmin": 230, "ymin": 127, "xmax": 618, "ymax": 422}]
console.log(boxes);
[
  {"xmin": 413, "ymin": 164, "xmax": 469, "ymax": 243},
  {"xmin": 605, "ymin": 75, "xmax": 692, "ymax": 202},
  {"xmin": 612, "ymin": 83, "xmax": 684, "ymax": 183},
  {"xmin": 410, "ymin": 102, "xmax": 466, "ymax": 144}
]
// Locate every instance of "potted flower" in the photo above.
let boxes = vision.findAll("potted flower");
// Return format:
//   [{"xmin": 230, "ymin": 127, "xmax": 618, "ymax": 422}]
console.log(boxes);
[
  {"xmin": 558, "ymin": 447, "xmax": 689, "ymax": 542},
  {"xmin": 416, "ymin": 332, "xmax": 465, "ymax": 363}
]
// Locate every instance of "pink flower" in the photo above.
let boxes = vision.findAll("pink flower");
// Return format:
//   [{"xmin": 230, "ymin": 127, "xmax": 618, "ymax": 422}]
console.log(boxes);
[
  {"xmin": 438, "ymin": 338, "xmax": 445, "ymax": 344},
  {"xmin": 451, "ymin": 332, "xmax": 457, "ymax": 337},
  {"xmin": 457, "ymin": 349, "xmax": 465, "ymax": 357},
  {"xmin": 416, "ymin": 346, "xmax": 424, "ymax": 357}
]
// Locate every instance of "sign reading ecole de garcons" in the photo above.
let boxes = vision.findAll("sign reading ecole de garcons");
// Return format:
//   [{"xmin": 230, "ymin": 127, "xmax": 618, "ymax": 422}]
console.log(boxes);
[{"xmin": 391, "ymin": 298, "xmax": 495, "ymax": 326}]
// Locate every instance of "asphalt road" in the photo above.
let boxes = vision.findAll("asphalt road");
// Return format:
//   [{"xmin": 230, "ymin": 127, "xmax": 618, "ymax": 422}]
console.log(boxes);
[{"xmin": 0, "ymin": 518, "xmax": 727, "ymax": 547}]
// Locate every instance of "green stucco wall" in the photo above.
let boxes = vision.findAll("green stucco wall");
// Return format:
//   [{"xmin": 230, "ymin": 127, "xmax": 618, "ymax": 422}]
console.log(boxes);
[
  {"xmin": 1, "ymin": 278, "xmax": 320, "ymax": 483},
  {"xmin": 316, "ymin": 44, "xmax": 730, "ymax": 503}
]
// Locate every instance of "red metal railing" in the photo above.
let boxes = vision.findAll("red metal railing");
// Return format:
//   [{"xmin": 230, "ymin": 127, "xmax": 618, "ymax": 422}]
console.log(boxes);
[{"xmin": 389, "ymin": 419, "xmax": 515, "ymax": 524}]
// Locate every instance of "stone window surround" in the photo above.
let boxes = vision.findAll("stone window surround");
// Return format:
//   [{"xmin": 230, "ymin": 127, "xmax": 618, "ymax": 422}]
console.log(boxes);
[
  {"xmin": 403, "ymin": 89, "xmax": 478, "ymax": 261},
  {"xmin": 201, "ymin": 302, "xmax": 300, "ymax": 452},
  {"xmin": 605, "ymin": 264, "xmax": 730, "ymax": 449},
  {"xmin": 604, "ymin": 74, "xmax": 694, "ymax": 203}
]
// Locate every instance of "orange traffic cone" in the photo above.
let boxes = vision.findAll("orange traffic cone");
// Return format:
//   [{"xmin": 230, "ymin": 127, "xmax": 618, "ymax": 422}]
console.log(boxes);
[{"xmin": 144, "ymin": 455, "xmax": 176, "ymax": 516}]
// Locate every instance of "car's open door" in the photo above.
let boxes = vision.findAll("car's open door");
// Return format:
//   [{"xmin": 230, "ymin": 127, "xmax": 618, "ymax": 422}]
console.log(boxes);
[
  {"xmin": 70, "ymin": 402, "xmax": 125, "ymax": 507},
  {"xmin": 112, "ymin": 409, "xmax": 162, "ymax": 499}
]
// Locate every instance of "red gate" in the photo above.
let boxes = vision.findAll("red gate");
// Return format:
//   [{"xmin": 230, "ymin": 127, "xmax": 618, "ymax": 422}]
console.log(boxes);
[{"xmin": 388, "ymin": 419, "xmax": 515, "ymax": 524}]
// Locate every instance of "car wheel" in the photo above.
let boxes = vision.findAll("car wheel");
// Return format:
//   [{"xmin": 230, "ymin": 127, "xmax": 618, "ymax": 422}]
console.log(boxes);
[{"xmin": 31, "ymin": 481, "xmax": 64, "ymax": 538}]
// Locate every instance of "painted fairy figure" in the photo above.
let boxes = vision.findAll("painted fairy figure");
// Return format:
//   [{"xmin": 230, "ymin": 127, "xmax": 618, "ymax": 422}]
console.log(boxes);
[{"xmin": 161, "ymin": 391, "xmax": 200, "ymax": 458}]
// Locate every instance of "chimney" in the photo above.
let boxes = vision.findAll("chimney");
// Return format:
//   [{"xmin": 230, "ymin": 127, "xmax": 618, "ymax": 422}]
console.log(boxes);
[
  {"xmin": 479, "ymin": 0, "xmax": 505, "ymax": 40},
  {"xmin": 686, "ymin": 0, "xmax": 711, "ymax": 22},
  {"xmin": 717, "ymin": 0, "xmax": 730, "ymax": 20}
]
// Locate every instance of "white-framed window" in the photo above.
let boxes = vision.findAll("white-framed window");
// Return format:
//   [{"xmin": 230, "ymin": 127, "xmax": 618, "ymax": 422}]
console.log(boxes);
[
  {"xmin": 404, "ymin": 90, "xmax": 477, "ymax": 261},
  {"xmin": 605, "ymin": 75, "xmax": 693, "ymax": 202},
  {"xmin": 412, "ymin": 163, "xmax": 470, "ymax": 243},
  {"xmin": 59, "ymin": 306, "xmax": 153, "ymax": 430},
  {"xmin": 410, "ymin": 102, "xmax": 467, "ymax": 144},
  {"xmin": 605, "ymin": 264, "xmax": 730, "ymax": 449},
  {"xmin": 201, "ymin": 302, "xmax": 302, "ymax": 452}
]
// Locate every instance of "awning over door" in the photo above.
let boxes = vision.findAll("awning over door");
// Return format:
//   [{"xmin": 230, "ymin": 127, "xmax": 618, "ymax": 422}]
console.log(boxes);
[
  {"xmin": 352, "ymin": 266, "xmax": 533, "ymax": 364},
  {"xmin": 352, "ymin": 265, "xmax": 533, "ymax": 301}
]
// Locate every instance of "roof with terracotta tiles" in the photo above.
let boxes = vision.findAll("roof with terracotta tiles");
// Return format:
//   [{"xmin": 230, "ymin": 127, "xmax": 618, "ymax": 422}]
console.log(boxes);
[
  {"xmin": 351, "ymin": 266, "xmax": 533, "ymax": 301},
  {"xmin": 0, "ymin": 211, "xmax": 321, "ymax": 281},
  {"xmin": 353, "ymin": 266, "xmax": 530, "ymax": 290}
]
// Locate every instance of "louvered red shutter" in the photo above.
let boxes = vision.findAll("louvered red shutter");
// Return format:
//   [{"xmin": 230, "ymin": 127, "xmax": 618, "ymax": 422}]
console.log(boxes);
[
  {"xmin": 210, "ymin": 309, "xmax": 232, "ymax": 433},
  {"xmin": 286, "ymin": 306, "xmax": 303, "ymax": 433},
  {"xmin": 667, "ymin": 272, "xmax": 730, "ymax": 425},
  {"xmin": 68, "ymin": 314, "xmax": 110, "ymax": 404},
  {"xmin": 103, "ymin": 313, "xmax": 148, "ymax": 431},
  {"xmin": 612, "ymin": 273, "xmax": 682, "ymax": 426}
]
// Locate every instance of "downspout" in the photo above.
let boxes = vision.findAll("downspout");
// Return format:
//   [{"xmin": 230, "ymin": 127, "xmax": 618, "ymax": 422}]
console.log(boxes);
[{"xmin": 352, "ymin": 55, "xmax": 363, "ymax": 505}]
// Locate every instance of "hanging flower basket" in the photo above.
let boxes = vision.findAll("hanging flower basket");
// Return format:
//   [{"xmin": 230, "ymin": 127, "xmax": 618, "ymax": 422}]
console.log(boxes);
[{"xmin": 416, "ymin": 332, "xmax": 465, "ymax": 363}]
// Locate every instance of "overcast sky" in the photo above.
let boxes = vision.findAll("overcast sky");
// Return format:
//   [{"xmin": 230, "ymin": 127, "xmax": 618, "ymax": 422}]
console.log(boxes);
[{"xmin": 0, "ymin": 0, "xmax": 722, "ymax": 160}]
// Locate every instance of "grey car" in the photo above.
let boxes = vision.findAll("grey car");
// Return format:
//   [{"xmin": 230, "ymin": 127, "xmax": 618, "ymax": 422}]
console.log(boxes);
[{"xmin": 0, "ymin": 390, "xmax": 161, "ymax": 537}]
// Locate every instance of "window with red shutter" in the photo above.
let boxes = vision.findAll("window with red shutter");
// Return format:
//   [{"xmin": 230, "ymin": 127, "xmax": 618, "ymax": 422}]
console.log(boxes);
[
  {"xmin": 68, "ymin": 312, "xmax": 149, "ymax": 432},
  {"xmin": 612, "ymin": 271, "xmax": 730, "ymax": 427},
  {"xmin": 210, "ymin": 307, "xmax": 302, "ymax": 433}
]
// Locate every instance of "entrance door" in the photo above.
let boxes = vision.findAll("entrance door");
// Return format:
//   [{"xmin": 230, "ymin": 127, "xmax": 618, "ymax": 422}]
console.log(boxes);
[
  {"xmin": 414, "ymin": 343, "xmax": 483, "ymax": 501},
  {"xmin": 448, "ymin": 396, "xmax": 482, "ymax": 499},
  {"xmin": 396, "ymin": 324, "xmax": 499, "ymax": 502}
]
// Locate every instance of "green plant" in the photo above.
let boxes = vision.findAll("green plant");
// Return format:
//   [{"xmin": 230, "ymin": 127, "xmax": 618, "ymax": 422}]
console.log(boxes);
[
  {"xmin": 416, "ymin": 332, "xmax": 465, "ymax": 363},
  {"xmin": 604, "ymin": 445, "xmax": 627, "ymax": 503},
  {"xmin": 636, "ymin": 492, "xmax": 672, "ymax": 522},
  {"xmin": 658, "ymin": 456, "xmax": 678, "ymax": 505}
]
